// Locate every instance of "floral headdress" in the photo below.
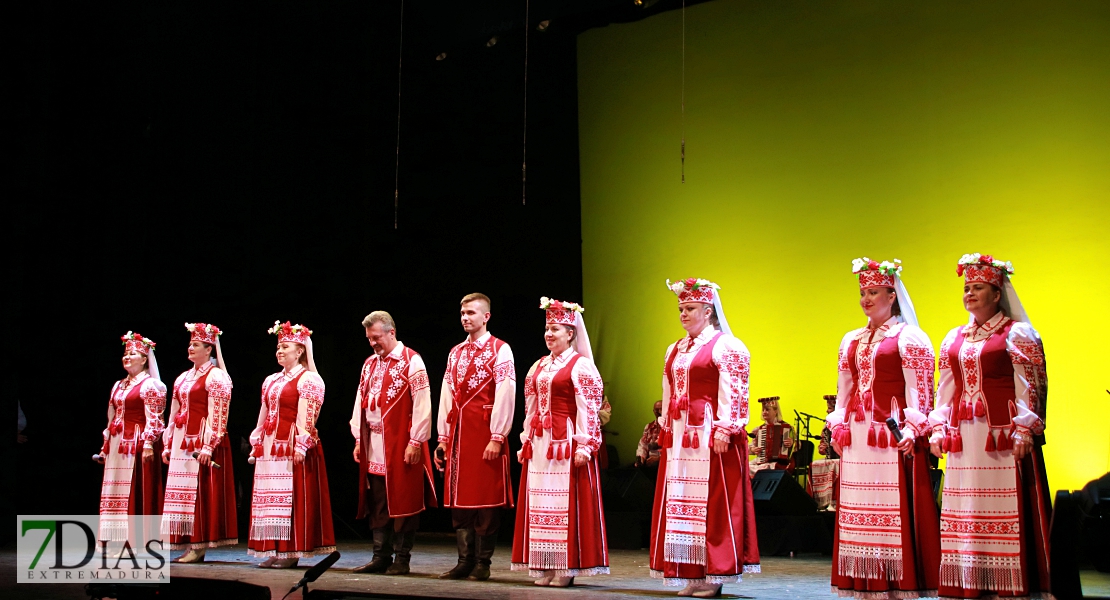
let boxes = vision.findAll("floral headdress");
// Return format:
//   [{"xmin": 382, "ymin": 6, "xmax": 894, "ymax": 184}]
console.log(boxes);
[
  {"xmin": 268, "ymin": 320, "xmax": 313, "ymax": 346},
  {"xmin": 540, "ymin": 297, "xmax": 584, "ymax": 325},
  {"xmin": 120, "ymin": 331, "xmax": 156, "ymax": 356},
  {"xmin": 852, "ymin": 257, "xmax": 902, "ymax": 289},
  {"xmin": 665, "ymin": 278, "xmax": 720, "ymax": 305},
  {"xmin": 185, "ymin": 322, "xmax": 222, "ymax": 345},
  {"xmin": 957, "ymin": 253, "xmax": 1013, "ymax": 288}
]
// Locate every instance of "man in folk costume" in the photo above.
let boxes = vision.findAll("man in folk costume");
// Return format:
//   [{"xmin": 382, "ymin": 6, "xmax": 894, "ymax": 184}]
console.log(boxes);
[
  {"xmin": 434, "ymin": 293, "xmax": 516, "ymax": 581},
  {"xmin": 161, "ymin": 323, "xmax": 237, "ymax": 563},
  {"xmin": 827, "ymin": 258, "xmax": 941, "ymax": 599},
  {"xmin": 350, "ymin": 311, "xmax": 437, "ymax": 576},
  {"xmin": 650, "ymin": 279, "xmax": 759, "ymax": 598},
  {"xmin": 748, "ymin": 396, "xmax": 795, "ymax": 476},
  {"xmin": 929, "ymin": 254, "xmax": 1052, "ymax": 600}
]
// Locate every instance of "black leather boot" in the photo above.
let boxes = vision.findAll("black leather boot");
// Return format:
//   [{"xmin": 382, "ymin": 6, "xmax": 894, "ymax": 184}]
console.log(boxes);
[
  {"xmin": 468, "ymin": 534, "xmax": 498, "ymax": 581},
  {"xmin": 352, "ymin": 528, "xmax": 393, "ymax": 573},
  {"xmin": 385, "ymin": 531, "xmax": 415, "ymax": 575},
  {"xmin": 438, "ymin": 528, "xmax": 476, "ymax": 579}
]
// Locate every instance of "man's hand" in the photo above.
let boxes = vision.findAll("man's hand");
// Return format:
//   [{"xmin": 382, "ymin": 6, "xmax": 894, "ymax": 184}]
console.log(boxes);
[
  {"xmin": 404, "ymin": 444, "xmax": 421, "ymax": 465},
  {"xmin": 483, "ymin": 440, "xmax": 502, "ymax": 461},
  {"xmin": 434, "ymin": 442, "xmax": 447, "ymax": 470},
  {"xmin": 353, "ymin": 444, "xmax": 361, "ymax": 463}
]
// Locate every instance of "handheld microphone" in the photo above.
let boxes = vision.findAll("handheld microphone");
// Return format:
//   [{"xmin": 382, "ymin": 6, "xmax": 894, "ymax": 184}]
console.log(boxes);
[
  {"xmin": 884, "ymin": 418, "xmax": 904, "ymax": 443},
  {"xmin": 92, "ymin": 454, "xmax": 104, "ymax": 464},
  {"xmin": 191, "ymin": 451, "xmax": 222, "ymax": 469},
  {"xmin": 288, "ymin": 551, "xmax": 340, "ymax": 595}
]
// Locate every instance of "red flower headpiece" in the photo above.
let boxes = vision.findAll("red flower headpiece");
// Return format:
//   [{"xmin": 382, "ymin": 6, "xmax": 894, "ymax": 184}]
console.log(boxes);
[
  {"xmin": 956, "ymin": 253, "xmax": 1013, "ymax": 288},
  {"xmin": 666, "ymin": 278, "xmax": 720, "ymax": 305},
  {"xmin": 185, "ymin": 322, "xmax": 222, "ymax": 345},
  {"xmin": 120, "ymin": 331, "xmax": 156, "ymax": 356},
  {"xmin": 267, "ymin": 320, "xmax": 312, "ymax": 345},
  {"xmin": 851, "ymin": 257, "xmax": 901, "ymax": 289},
  {"xmin": 539, "ymin": 297, "xmax": 584, "ymax": 326}
]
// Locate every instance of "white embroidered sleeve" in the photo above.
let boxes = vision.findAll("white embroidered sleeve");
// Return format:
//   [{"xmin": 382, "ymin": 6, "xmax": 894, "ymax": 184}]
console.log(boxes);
[
  {"xmin": 928, "ymin": 328, "xmax": 961, "ymax": 434},
  {"xmin": 899, "ymin": 325, "xmax": 936, "ymax": 438},
  {"xmin": 489, "ymin": 343, "xmax": 516, "ymax": 443},
  {"xmin": 103, "ymin": 384, "xmax": 117, "ymax": 447},
  {"xmin": 519, "ymin": 360, "xmax": 540, "ymax": 446},
  {"xmin": 660, "ymin": 343, "xmax": 676, "ymax": 421},
  {"xmin": 436, "ymin": 346, "xmax": 458, "ymax": 444},
  {"xmin": 199, "ymin": 368, "xmax": 233, "ymax": 456},
  {"xmin": 408, "ymin": 353, "xmax": 432, "ymax": 444},
  {"xmin": 712, "ymin": 335, "xmax": 751, "ymax": 433},
  {"xmin": 571, "ymin": 357, "xmax": 605, "ymax": 456},
  {"xmin": 350, "ymin": 360, "xmax": 370, "ymax": 443},
  {"xmin": 295, "ymin": 371, "xmax": 326, "ymax": 455},
  {"xmin": 1007, "ymin": 322, "xmax": 1047, "ymax": 435},
  {"xmin": 162, "ymin": 374, "xmax": 186, "ymax": 453},
  {"xmin": 827, "ymin": 330, "xmax": 858, "ymax": 430},
  {"xmin": 140, "ymin": 379, "xmax": 168, "ymax": 448}
]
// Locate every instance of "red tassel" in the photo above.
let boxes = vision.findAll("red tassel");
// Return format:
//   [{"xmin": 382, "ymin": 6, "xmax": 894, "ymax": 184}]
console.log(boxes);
[
  {"xmin": 522, "ymin": 441, "xmax": 533, "ymax": 460},
  {"xmin": 187, "ymin": 438, "xmax": 196, "ymax": 453},
  {"xmin": 662, "ymin": 429, "xmax": 672, "ymax": 448},
  {"xmin": 101, "ymin": 440, "xmax": 111, "ymax": 455},
  {"xmin": 692, "ymin": 431, "xmax": 700, "ymax": 449},
  {"xmin": 867, "ymin": 426, "xmax": 877, "ymax": 447},
  {"xmin": 985, "ymin": 429, "xmax": 996, "ymax": 452},
  {"xmin": 842, "ymin": 428, "xmax": 851, "ymax": 447},
  {"xmin": 853, "ymin": 403, "xmax": 865, "ymax": 422},
  {"xmin": 542, "ymin": 414, "xmax": 553, "ymax": 430},
  {"xmin": 547, "ymin": 444, "xmax": 554, "ymax": 460},
  {"xmin": 997, "ymin": 430, "xmax": 1012, "ymax": 451},
  {"xmin": 878, "ymin": 427, "xmax": 889, "ymax": 449},
  {"xmin": 941, "ymin": 435, "xmax": 949, "ymax": 452},
  {"xmin": 682, "ymin": 432, "xmax": 691, "ymax": 448},
  {"xmin": 952, "ymin": 430, "xmax": 963, "ymax": 453},
  {"xmin": 531, "ymin": 413, "xmax": 541, "ymax": 430},
  {"xmin": 974, "ymin": 399, "xmax": 986, "ymax": 418},
  {"xmin": 271, "ymin": 442, "xmax": 278, "ymax": 456},
  {"xmin": 251, "ymin": 445, "xmax": 263, "ymax": 458},
  {"xmin": 670, "ymin": 405, "xmax": 682, "ymax": 420}
]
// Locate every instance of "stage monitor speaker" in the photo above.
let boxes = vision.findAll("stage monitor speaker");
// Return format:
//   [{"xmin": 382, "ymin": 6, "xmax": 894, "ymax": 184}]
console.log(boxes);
[{"xmin": 752, "ymin": 469, "xmax": 817, "ymax": 516}]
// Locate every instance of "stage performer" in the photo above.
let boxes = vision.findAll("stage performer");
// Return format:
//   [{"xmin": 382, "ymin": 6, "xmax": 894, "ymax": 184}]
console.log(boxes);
[
  {"xmin": 634, "ymin": 400, "xmax": 664, "ymax": 468},
  {"xmin": 434, "ymin": 293, "xmax": 516, "ymax": 581},
  {"xmin": 511, "ymin": 297, "xmax": 609, "ymax": 587},
  {"xmin": 94, "ymin": 332, "xmax": 166, "ymax": 542},
  {"xmin": 749, "ymin": 396, "xmax": 795, "ymax": 476},
  {"xmin": 246, "ymin": 321, "xmax": 336, "ymax": 568},
  {"xmin": 650, "ymin": 278, "xmax": 759, "ymax": 598},
  {"xmin": 350, "ymin": 311, "xmax": 437, "ymax": 576},
  {"xmin": 161, "ymin": 322, "xmax": 237, "ymax": 563},
  {"xmin": 826, "ymin": 258, "xmax": 940, "ymax": 599},
  {"xmin": 928, "ymin": 254, "xmax": 1051, "ymax": 600}
]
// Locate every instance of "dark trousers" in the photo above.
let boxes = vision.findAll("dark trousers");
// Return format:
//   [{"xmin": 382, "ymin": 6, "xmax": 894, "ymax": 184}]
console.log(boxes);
[
  {"xmin": 451, "ymin": 507, "xmax": 500, "ymax": 536},
  {"xmin": 364, "ymin": 474, "xmax": 420, "ymax": 532}
]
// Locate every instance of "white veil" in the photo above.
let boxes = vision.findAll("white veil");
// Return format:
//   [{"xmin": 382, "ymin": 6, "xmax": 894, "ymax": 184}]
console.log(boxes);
[
  {"xmin": 305, "ymin": 335, "xmax": 319, "ymax": 373},
  {"xmin": 147, "ymin": 348, "xmax": 162, "ymax": 383},
  {"xmin": 894, "ymin": 277, "xmax": 920, "ymax": 329},
  {"xmin": 712, "ymin": 289, "xmax": 733, "ymax": 337},
  {"xmin": 573, "ymin": 311, "xmax": 594, "ymax": 360},
  {"xmin": 964, "ymin": 275, "xmax": 1032, "ymax": 326}
]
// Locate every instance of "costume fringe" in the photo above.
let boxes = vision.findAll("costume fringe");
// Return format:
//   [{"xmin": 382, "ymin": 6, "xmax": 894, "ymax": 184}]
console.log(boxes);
[
  {"xmin": 248, "ymin": 522, "xmax": 292, "ymax": 542},
  {"xmin": 940, "ymin": 562, "xmax": 1023, "ymax": 594},
  {"xmin": 246, "ymin": 545, "xmax": 336, "ymax": 559},
  {"xmin": 939, "ymin": 594, "xmax": 1055, "ymax": 600},
  {"xmin": 664, "ymin": 539, "xmax": 707, "ymax": 566},
  {"xmin": 167, "ymin": 537, "xmax": 238, "ymax": 550},
  {"xmin": 650, "ymin": 569, "xmax": 743, "ymax": 586},
  {"xmin": 521, "ymin": 566, "xmax": 610, "ymax": 578},
  {"xmin": 833, "ymin": 586, "xmax": 939, "ymax": 599},
  {"xmin": 161, "ymin": 517, "xmax": 195, "ymax": 537},
  {"xmin": 100, "ymin": 521, "xmax": 129, "ymax": 542},
  {"xmin": 528, "ymin": 547, "xmax": 569, "ymax": 571},
  {"xmin": 838, "ymin": 545, "xmax": 904, "ymax": 580}
]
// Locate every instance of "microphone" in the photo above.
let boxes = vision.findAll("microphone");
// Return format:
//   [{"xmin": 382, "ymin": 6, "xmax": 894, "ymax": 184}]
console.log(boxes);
[
  {"xmin": 287, "ymin": 551, "xmax": 340, "ymax": 596},
  {"xmin": 884, "ymin": 418, "xmax": 904, "ymax": 443},
  {"xmin": 191, "ymin": 451, "xmax": 222, "ymax": 469}
]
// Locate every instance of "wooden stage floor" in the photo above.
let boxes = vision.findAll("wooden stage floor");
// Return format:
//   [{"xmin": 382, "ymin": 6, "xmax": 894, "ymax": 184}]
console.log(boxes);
[{"xmin": 4, "ymin": 534, "xmax": 1109, "ymax": 599}]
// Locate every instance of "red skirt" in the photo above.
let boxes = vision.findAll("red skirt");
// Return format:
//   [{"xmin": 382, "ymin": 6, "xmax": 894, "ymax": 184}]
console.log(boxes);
[
  {"xmin": 247, "ymin": 443, "xmax": 336, "ymax": 558},
  {"xmin": 167, "ymin": 436, "xmax": 238, "ymax": 549},
  {"xmin": 649, "ymin": 433, "xmax": 760, "ymax": 585},
  {"xmin": 832, "ymin": 436, "xmax": 941, "ymax": 598},
  {"xmin": 511, "ymin": 454, "xmax": 609, "ymax": 575},
  {"xmin": 128, "ymin": 438, "xmax": 164, "ymax": 516}
]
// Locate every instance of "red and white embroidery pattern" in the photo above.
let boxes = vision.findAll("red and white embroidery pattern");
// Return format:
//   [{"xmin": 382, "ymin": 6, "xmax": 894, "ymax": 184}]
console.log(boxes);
[
  {"xmin": 493, "ymin": 360, "xmax": 515, "ymax": 383},
  {"xmin": 901, "ymin": 343, "xmax": 935, "ymax": 414},
  {"xmin": 716, "ymin": 350, "xmax": 750, "ymax": 423}
]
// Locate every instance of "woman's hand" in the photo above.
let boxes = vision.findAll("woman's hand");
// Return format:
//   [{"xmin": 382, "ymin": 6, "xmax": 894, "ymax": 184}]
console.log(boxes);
[
  {"xmin": 142, "ymin": 447, "xmax": 154, "ymax": 463},
  {"xmin": 573, "ymin": 452, "xmax": 588, "ymax": 467},
  {"xmin": 293, "ymin": 452, "xmax": 305, "ymax": 466},
  {"xmin": 897, "ymin": 435, "xmax": 914, "ymax": 457},
  {"xmin": 831, "ymin": 439, "xmax": 843, "ymax": 456},
  {"xmin": 353, "ymin": 443, "xmax": 360, "ymax": 463},
  {"xmin": 1012, "ymin": 436, "xmax": 1032, "ymax": 461},
  {"xmin": 712, "ymin": 437, "xmax": 729, "ymax": 455},
  {"xmin": 196, "ymin": 452, "xmax": 211, "ymax": 467},
  {"xmin": 162, "ymin": 452, "xmax": 170, "ymax": 465}
]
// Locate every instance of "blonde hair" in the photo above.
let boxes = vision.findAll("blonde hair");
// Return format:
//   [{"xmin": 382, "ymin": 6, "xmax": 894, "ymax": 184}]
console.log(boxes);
[
  {"xmin": 460, "ymin": 293, "xmax": 491, "ymax": 312},
  {"xmin": 362, "ymin": 311, "xmax": 396, "ymax": 332}
]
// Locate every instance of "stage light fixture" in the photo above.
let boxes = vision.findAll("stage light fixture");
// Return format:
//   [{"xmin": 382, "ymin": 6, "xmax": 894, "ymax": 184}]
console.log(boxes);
[
  {"xmin": 486, "ymin": 36, "xmax": 498, "ymax": 47},
  {"xmin": 634, "ymin": 0, "xmax": 662, "ymax": 7},
  {"xmin": 435, "ymin": 52, "xmax": 447, "ymax": 61},
  {"xmin": 536, "ymin": 20, "xmax": 550, "ymax": 31}
]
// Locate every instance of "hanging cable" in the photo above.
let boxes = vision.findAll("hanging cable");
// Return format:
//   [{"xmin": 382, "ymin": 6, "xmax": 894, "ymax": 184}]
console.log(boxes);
[
  {"xmin": 522, "ymin": 0, "xmax": 530, "ymax": 205},
  {"xmin": 393, "ymin": 0, "xmax": 405, "ymax": 228},
  {"xmin": 680, "ymin": 0, "xmax": 686, "ymax": 183}
]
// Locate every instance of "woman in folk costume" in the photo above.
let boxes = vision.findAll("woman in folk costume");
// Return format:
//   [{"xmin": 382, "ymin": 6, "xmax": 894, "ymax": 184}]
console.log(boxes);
[
  {"xmin": 247, "ymin": 322, "xmax": 336, "ymax": 568},
  {"xmin": 827, "ymin": 258, "xmax": 941, "ymax": 599},
  {"xmin": 650, "ymin": 278, "xmax": 759, "ymax": 598},
  {"xmin": 161, "ymin": 322, "xmax": 237, "ymax": 563},
  {"xmin": 928, "ymin": 254, "xmax": 1052, "ymax": 600},
  {"xmin": 511, "ymin": 297, "xmax": 609, "ymax": 587},
  {"xmin": 94, "ymin": 332, "xmax": 167, "ymax": 542}
]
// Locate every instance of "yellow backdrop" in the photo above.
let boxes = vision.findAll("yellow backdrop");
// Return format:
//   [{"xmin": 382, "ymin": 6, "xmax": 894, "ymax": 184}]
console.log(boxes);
[{"xmin": 578, "ymin": 0, "xmax": 1110, "ymax": 497}]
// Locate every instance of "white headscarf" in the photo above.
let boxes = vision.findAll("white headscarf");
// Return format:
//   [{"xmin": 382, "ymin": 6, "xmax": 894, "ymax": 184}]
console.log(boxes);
[
  {"xmin": 572, "ymin": 311, "xmax": 594, "ymax": 360},
  {"xmin": 893, "ymin": 277, "xmax": 920, "ymax": 329},
  {"xmin": 712, "ymin": 289, "xmax": 733, "ymax": 337}
]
